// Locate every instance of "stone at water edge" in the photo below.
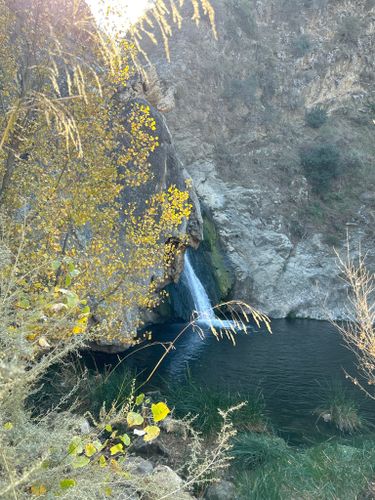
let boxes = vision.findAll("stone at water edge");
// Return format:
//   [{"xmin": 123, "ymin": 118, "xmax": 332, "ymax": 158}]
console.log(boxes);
[{"xmin": 205, "ymin": 480, "xmax": 237, "ymax": 500}]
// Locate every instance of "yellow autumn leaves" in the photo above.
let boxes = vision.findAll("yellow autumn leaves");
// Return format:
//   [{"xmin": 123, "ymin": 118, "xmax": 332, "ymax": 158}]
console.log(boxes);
[
  {"xmin": 64, "ymin": 396, "xmax": 171, "ymax": 484},
  {"xmin": 0, "ymin": 0, "xmax": 193, "ymax": 345},
  {"xmin": 151, "ymin": 401, "xmax": 171, "ymax": 422}
]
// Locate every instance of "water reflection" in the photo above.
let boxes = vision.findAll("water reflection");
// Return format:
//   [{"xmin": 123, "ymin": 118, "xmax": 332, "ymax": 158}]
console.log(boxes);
[{"xmin": 124, "ymin": 319, "xmax": 375, "ymax": 443}]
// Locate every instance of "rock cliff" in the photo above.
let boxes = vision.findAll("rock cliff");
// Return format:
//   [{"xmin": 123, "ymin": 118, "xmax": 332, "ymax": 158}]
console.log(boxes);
[{"xmin": 146, "ymin": 0, "xmax": 375, "ymax": 319}]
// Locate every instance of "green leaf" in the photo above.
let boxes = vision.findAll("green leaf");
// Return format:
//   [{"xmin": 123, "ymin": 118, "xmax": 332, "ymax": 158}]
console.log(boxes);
[
  {"xmin": 60, "ymin": 479, "xmax": 76, "ymax": 490},
  {"xmin": 17, "ymin": 297, "xmax": 30, "ymax": 309},
  {"xmin": 110, "ymin": 443, "xmax": 124, "ymax": 455},
  {"xmin": 66, "ymin": 292, "xmax": 79, "ymax": 308},
  {"xmin": 68, "ymin": 437, "xmax": 83, "ymax": 455},
  {"xmin": 3, "ymin": 422, "xmax": 13, "ymax": 430},
  {"xmin": 135, "ymin": 393, "xmax": 145, "ymax": 405},
  {"xmin": 105, "ymin": 424, "xmax": 112, "ymax": 432},
  {"xmin": 72, "ymin": 455, "xmax": 90, "ymax": 468},
  {"xmin": 120, "ymin": 434, "xmax": 131, "ymax": 446},
  {"xmin": 82, "ymin": 305, "xmax": 90, "ymax": 314},
  {"xmin": 127, "ymin": 411, "xmax": 144, "ymax": 427},
  {"xmin": 143, "ymin": 425, "xmax": 160, "ymax": 442},
  {"xmin": 99, "ymin": 455, "xmax": 107, "ymax": 467},
  {"xmin": 51, "ymin": 260, "xmax": 61, "ymax": 271},
  {"xmin": 151, "ymin": 402, "xmax": 170, "ymax": 422},
  {"xmin": 93, "ymin": 439, "xmax": 103, "ymax": 451},
  {"xmin": 59, "ymin": 289, "xmax": 79, "ymax": 308},
  {"xmin": 68, "ymin": 262, "xmax": 75, "ymax": 273},
  {"xmin": 65, "ymin": 275, "xmax": 72, "ymax": 287}
]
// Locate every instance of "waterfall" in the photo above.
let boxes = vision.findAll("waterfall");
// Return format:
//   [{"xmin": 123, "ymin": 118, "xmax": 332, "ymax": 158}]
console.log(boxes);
[
  {"xmin": 182, "ymin": 250, "xmax": 233, "ymax": 329},
  {"xmin": 182, "ymin": 251, "xmax": 216, "ymax": 324},
  {"xmin": 164, "ymin": 250, "xmax": 234, "ymax": 378}
]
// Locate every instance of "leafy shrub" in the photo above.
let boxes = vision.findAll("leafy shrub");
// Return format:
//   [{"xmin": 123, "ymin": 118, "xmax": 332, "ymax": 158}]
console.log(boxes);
[
  {"xmin": 222, "ymin": 76, "xmax": 258, "ymax": 107},
  {"xmin": 366, "ymin": 100, "xmax": 375, "ymax": 116},
  {"xmin": 292, "ymin": 34, "xmax": 311, "ymax": 58},
  {"xmin": 323, "ymin": 232, "xmax": 342, "ymax": 248},
  {"xmin": 305, "ymin": 107, "xmax": 328, "ymax": 128},
  {"xmin": 214, "ymin": 142, "xmax": 233, "ymax": 167},
  {"xmin": 229, "ymin": 0, "xmax": 258, "ymax": 39},
  {"xmin": 300, "ymin": 143, "xmax": 340, "ymax": 193},
  {"xmin": 336, "ymin": 16, "xmax": 361, "ymax": 45}
]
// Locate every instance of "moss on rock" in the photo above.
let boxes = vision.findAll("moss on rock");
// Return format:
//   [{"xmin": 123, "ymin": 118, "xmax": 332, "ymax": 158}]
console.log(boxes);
[{"xmin": 202, "ymin": 216, "xmax": 234, "ymax": 300}]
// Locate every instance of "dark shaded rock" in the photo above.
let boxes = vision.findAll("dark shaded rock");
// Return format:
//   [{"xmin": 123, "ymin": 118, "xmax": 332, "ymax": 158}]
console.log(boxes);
[{"xmin": 132, "ymin": 437, "xmax": 170, "ymax": 459}]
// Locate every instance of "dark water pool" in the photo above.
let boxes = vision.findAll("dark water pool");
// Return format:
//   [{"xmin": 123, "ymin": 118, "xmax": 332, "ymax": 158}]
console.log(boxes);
[{"xmin": 90, "ymin": 319, "xmax": 375, "ymax": 444}]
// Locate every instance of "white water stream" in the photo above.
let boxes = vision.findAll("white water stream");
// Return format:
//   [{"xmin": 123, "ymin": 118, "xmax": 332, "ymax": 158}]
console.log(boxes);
[
  {"xmin": 182, "ymin": 252, "xmax": 216, "ymax": 323},
  {"xmin": 182, "ymin": 251, "xmax": 233, "ymax": 329}
]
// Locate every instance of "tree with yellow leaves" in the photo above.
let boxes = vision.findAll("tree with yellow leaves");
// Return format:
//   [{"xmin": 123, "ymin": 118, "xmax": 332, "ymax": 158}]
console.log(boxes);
[{"xmin": 0, "ymin": 0, "xmax": 219, "ymax": 345}]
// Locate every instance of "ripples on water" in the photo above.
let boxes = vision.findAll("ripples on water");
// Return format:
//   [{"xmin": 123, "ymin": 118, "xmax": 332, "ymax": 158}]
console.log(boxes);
[{"xmin": 93, "ymin": 319, "xmax": 375, "ymax": 444}]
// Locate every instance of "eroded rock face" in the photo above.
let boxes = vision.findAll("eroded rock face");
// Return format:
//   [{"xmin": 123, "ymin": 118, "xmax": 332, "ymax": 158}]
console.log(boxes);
[
  {"xmin": 145, "ymin": 0, "xmax": 375, "ymax": 319},
  {"xmin": 188, "ymin": 159, "xmax": 358, "ymax": 319}
]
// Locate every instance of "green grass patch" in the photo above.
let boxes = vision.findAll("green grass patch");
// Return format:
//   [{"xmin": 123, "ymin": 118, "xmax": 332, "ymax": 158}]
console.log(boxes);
[
  {"xmin": 314, "ymin": 382, "xmax": 366, "ymax": 433},
  {"xmin": 77, "ymin": 361, "xmax": 139, "ymax": 416},
  {"xmin": 231, "ymin": 432, "xmax": 292, "ymax": 470},
  {"xmin": 166, "ymin": 377, "xmax": 268, "ymax": 435},
  {"xmin": 236, "ymin": 440, "xmax": 375, "ymax": 499}
]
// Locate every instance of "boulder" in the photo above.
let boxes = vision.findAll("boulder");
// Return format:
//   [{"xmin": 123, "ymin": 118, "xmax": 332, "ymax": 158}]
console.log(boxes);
[
  {"xmin": 143, "ymin": 465, "xmax": 195, "ymax": 500},
  {"xmin": 205, "ymin": 480, "xmax": 237, "ymax": 500}
]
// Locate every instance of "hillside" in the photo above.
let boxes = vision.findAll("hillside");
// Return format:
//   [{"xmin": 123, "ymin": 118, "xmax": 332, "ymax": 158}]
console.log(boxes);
[{"xmin": 145, "ymin": 0, "xmax": 375, "ymax": 318}]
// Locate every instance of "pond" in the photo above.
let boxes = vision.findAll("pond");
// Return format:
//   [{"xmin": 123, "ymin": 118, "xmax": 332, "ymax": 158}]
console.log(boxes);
[{"xmin": 90, "ymin": 318, "xmax": 375, "ymax": 445}]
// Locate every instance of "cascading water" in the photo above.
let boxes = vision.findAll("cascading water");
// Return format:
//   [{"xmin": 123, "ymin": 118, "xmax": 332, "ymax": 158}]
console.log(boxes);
[
  {"xmin": 182, "ymin": 251, "xmax": 216, "ymax": 324},
  {"xmin": 182, "ymin": 250, "xmax": 232, "ymax": 329},
  {"xmin": 161, "ymin": 250, "xmax": 234, "ymax": 377}
]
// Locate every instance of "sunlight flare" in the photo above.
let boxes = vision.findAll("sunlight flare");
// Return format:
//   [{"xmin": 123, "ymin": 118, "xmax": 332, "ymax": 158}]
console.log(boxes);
[{"xmin": 86, "ymin": 0, "xmax": 153, "ymax": 33}]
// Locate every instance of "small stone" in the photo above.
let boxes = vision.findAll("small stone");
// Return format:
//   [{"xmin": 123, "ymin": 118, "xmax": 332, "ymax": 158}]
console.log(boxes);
[
  {"xmin": 126, "ymin": 456, "xmax": 154, "ymax": 476},
  {"xmin": 205, "ymin": 480, "xmax": 237, "ymax": 500},
  {"xmin": 79, "ymin": 419, "xmax": 91, "ymax": 435}
]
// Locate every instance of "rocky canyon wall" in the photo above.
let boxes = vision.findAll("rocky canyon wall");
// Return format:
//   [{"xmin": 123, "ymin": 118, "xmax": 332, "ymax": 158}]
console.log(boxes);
[{"xmin": 145, "ymin": 0, "xmax": 375, "ymax": 319}]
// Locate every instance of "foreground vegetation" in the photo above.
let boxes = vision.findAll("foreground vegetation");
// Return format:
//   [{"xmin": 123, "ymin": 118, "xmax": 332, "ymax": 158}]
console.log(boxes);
[
  {"xmin": 166, "ymin": 376, "xmax": 268, "ymax": 435},
  {"xmin": 235, "ymin": 436, "xmax": 375, "ymax": 500}
]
